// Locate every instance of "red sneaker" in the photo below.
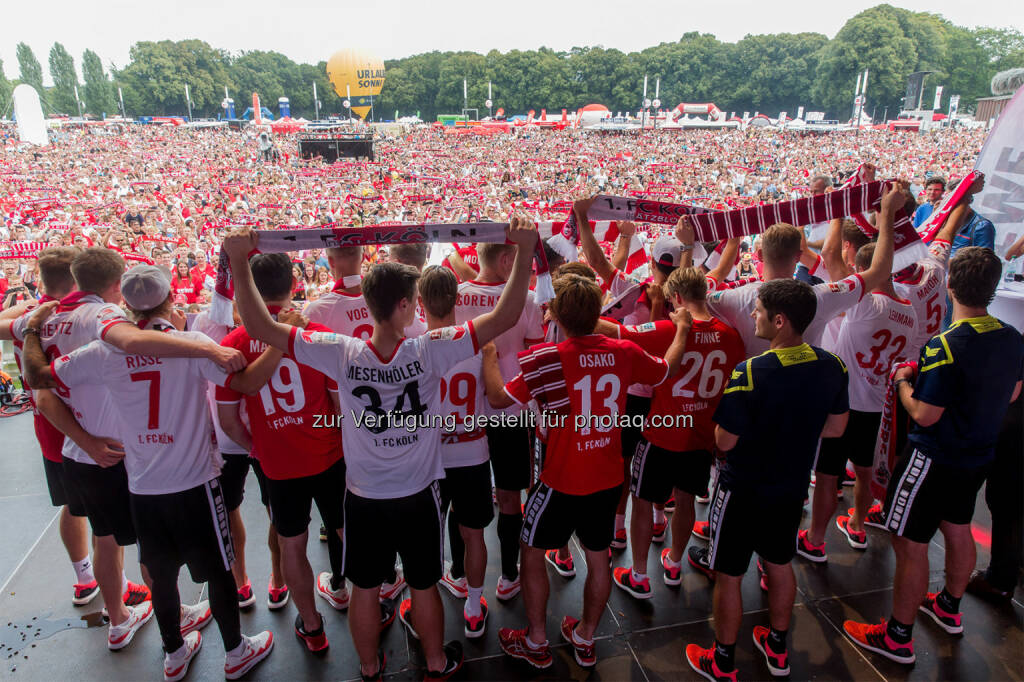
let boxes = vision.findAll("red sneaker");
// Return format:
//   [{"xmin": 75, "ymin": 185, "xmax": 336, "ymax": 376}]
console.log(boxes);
[
  {"xmin": 544, "ymin": 549, "xmax": 576, "ymax": 578},
  {"xmin": 836, "ymin": 515, "xmax": 867, "ymax": 549},
  {"xmin": 795, "ymin": 529, "xmax": 827, "ymax": 563},
  {"xmin": 685, "ymin": 643, "xmax": 736, "ymax": 681},
  {"xmin": 72, "ymin": 580, "xmax": 100, "ymax": 606},
  {"xmin": 692, "ymin": 520, "xmax": 710, "ymax": 541},
  {"xmin": 610, "ymin": 528, "xmax": 627, "ymax": 550},
  {"xmin": 463, "ymin": 597, "xmax": 488, "ymax": 639},
  {"xmin": 560, "ymin": 616, "xmax": 596, "ymax": 668},
  {"xmin": 843, "ymin": 620, "xmax": 915, "ymax": 663},
  {"xmin": 920, "ymin": 593, "xmax": 964, "ymax": 634},
  {"xmin": 122, "ymin": 580, "xmax": 151, "ymax": 606},
  {"xmin": 498, "ymin": 627, "xmax": 553, "ymax": 669},
  {"xmin": 652, "ymin": 520, "xmax": 668, "ymax": 543},
  {"xmin": 398, "ymin": 597, "xmax": 419, "ymax": 639},
  {"xmin": 613, "ymin": 566, "xmax": 652, "ymax": 599},
  {"xmin": 294, "ymin": 612, "xmax": 328, "ymax": 653},
  {"xmin": 853, "ymin": 503, "xmax": 887, "ymax": 530},
  {"xmin": 687, "ymin": 545, "xmax": 715, "ymax": 581},
  {"xmin": 752, "ymin": 625, "xmax": 790, "ymax": 677},
  {"xmin": 237, "ymin": 581, "xmax": 256, "ymax": 609},
  {"xmin": 660, "ymin": 547, "xmax": 682, "ymax": 586}
]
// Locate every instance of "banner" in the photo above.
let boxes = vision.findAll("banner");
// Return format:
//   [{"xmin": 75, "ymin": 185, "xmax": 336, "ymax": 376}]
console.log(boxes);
[
  {"xmin": 972, "ymin": 87, "xmax": 1024, "ymax": 294},
  {"xmin": 949, "ymin": 94, "xmax": 960, "ymax": 118},
  {"xmin": 933, "ymin": 85, "xmax": 944, "ymax": 111},
  {"xmin": 12, "ymin": 85, "xmax": 47, "ymax": 146}
]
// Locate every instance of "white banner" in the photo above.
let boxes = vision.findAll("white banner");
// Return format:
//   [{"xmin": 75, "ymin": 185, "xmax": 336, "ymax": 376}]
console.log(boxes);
[
  {"xmin": 933, "ymin": 85, "xmax": 944, "ymax": 111},
  {"xmin": 949, "ymin": 95, "xmax": 960, "ymax": 118},
  {"xmin": 973, "ymin": 87, "xmax": 1024, "ymax": 295}
]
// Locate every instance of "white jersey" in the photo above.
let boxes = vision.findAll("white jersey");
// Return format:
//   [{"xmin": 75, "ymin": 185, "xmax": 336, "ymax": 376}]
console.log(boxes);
[
  {"xmin": 289, "ymin": 321, "xmax": 479, "ymax": 499},
  {"xmin": 11, "ymin": 292, "xmax": 128, "ymax": 465},
  {"xmin": 833, "ymin": 292, "xmax": 918, "ymax": 412},
  {"xmin": 707, "ymin": 274, "xmax": 866, "ymax": 357},
  {"xmin": 53, "ymin": 320, "xmax": 230, "ymax": 494},
  {"xmin": 603, "ymin": 268, "xmax": 655, "ymax": 397},
  {"xmin": 455, "ymin": 279, "xmax": 543, "ymax": 411},
  {"xmin": 191, "ymin": 311, "xmax": 247, "ymax": 456},
  {"xmin": 438, "ymin": 353, "xmax": 489, "ymax": 468},
  {"xmin": 895, "ymin": 240, "xmax": 951, "ymax": 356},
  {"xmin": 405, "ymin": 305, "xmax": 428, "ymax": 337},
  {"xmin": 305, "ymin": 288, "xmax": 374, "ymax": 340}
]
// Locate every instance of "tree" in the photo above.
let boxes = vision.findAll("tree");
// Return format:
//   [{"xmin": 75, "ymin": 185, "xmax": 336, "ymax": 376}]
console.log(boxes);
[
  {"xmin": 48, "ymin": 43, "xmax": 79, "ymax": 115},
  {"xmin": 0, "ymin": 59, "xmax": 11, "ymax": 112},
  {"xmin": 16, "ymin": 43, "xmax": 44, "ymax": 94},
  {"xmin": 116, "ymin": 40, "xmax": 233, "ymax": 116},
  {"xmin": 82, "ymin": 50, "xmax": 116, "ymax": 116}
]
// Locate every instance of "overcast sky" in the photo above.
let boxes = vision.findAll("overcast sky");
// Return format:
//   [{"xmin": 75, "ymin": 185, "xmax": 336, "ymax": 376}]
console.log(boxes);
[{"xmin": 2, "ymin": 0, "xmax": 1021, "ymax": 84}]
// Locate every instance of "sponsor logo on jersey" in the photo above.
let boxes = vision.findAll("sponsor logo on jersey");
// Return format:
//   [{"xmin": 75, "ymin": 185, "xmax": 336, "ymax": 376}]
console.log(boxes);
[
  {"xmin": 303, "ymin": 330, "xmax": 341, "ymax": 345},
  {"xmin": 428, "ymin": 326, "xmax": 466, "ymax": 342},
  {"xmin": 627, "ymin": 322, "xmax": 657, "ymax": 333}
]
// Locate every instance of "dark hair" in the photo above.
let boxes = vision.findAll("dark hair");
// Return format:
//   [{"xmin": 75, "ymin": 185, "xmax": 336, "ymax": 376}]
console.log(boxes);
[
  {"xmin": 840, "ymin": 219, "xmax": 871, "ymax": 251},
  {"xmin": 250, "ymin": 253, "xmax": 294, "ymax": 301},
  {"xmin": 855, "ymin": 242, "xmax": 875, "ymax": 271},
  {"xmin": 390, "ymin": 243, "xmax": 430, "ymax": 269},
  {"xmin": 71, "ymin": 247, "xmax": 125, "ymax": 295},
  {"xmin": 758, "ymin": 279, "xmax": 817, "ymax": 334},
  {"xmin": 418, "ymin": 265, "xmax": 459, "ymax": 318},
  {"xmin": 925, "ymin": 176, "xmax": 946, "ymax": 190},
  {"xmin": 362, "ymin": 262, "xmax": 420, "ymax": 322},
  {"xmin": 759, "ymin": 223, "xmax": 802, "ymax": 267},
  {"xmin": 549, "ymin": 274, "xmax": 602, "ymax": 337},
  {"xmin": 557, "ymin": 262, "xmax": 597, "ymax": 281},
  {"xmin": 948, "ymin": 246, "xmax": 1001, "ymax": 308}
]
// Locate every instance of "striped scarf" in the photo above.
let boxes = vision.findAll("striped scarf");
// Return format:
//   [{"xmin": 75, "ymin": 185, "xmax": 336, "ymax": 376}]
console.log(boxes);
[
  {"xmin": 517, "ymin": 342, "xmax": 571, "ymax": 416},
  {"xmin": 871, "ymin": 362, "xmax": 916, "ymax": 500},
  {"xmin": 917, "ymin": 170, "xmax": 980, "ymax": 243}
]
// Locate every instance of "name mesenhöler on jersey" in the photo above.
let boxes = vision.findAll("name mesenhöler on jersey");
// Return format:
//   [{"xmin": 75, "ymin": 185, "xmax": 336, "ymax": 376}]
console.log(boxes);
[{"xmin": 311, "ymin": 411, "xmax": 693, "ymax": 433}]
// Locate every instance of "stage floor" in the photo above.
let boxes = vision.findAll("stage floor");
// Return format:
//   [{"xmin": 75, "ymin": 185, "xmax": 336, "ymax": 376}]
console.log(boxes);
[{"xmin": 1, "ymin": 410, "xmax": 1021, "ymax": 681}]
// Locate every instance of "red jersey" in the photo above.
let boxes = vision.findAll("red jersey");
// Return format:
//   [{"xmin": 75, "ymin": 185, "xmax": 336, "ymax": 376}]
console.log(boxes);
[
  {"xmin": 505, "ymin": 335, "xmax": 668, "ymax": 495},
  {"xmin": 215, "ymin": 316, "xmax": 341, "ymax": 480},
  {"xmin": 443, "ymin": 245, "xmax": 480, "ymax": 280},
  {"xmin": 171, "ymin": 274, "xmax": 199, "ymax": 303},
  {"xmin": 618, "ymin": 318, "xmax": 745, "ymax": 452}
]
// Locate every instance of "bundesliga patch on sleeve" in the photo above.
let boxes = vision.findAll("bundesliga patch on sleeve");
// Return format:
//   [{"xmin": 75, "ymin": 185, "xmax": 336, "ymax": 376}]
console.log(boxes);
[
  {"xmin": 428, "ymin": 325, "xmax": 467, "ymax": 342},
  {"xmin": 303, "ymin": 330, "xmax": 342, "ymax": 345},
  {"xmin": 626, "ymin": 322, "xmax": 657, "ymax": 334},
  {"xmin": 827, "ymin": 279, "xmax": 856, "ymax": 293}
]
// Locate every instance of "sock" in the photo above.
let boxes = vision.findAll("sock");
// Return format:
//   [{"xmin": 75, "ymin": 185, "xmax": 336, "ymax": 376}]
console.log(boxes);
[
  {"xmin": 653, "ymin": 508, "xmax": 667, "ymax": 526},
  {"xmin": 663, "ymin": 552, "xmax": 681, "ymax": 567},
  {"xmin": 571, "ymin": 625, "xmax": 593, "ymax": 645},
  {"xmin": 767, "ymin": 626, "xmax": 788, "ymax": 653},
  {"xmin": 936, "ymin": 587, "xmax": 961, "ymax": 614},
  {"xmin": 72, "ymin": 556, "xmax": 95, "ymax": 584},
  {"xmin": 713, "ymin": 640, "xmax": 736, "ymax": 671},
  {"xmin": 886, "ymin": 616, "xmax": 913, "ymax": 644},
  {"xmin": 465, "ymin": 585, "xmax": 483, "ymax": 617},
  {"xmin": 526, "ymin": 633, "xmax": 547, "ymax": 649},
  {"xmin": 497, "ymin": 513, "xmax": 522, "ymax": 580},
  {"xmin": 122, "ymin": 572, "xmax": 129, "ymax": 594},
  {"xmin": 615, "ymin": 513, "xmax": 626, "ymax": 533},
  {"xmin": 631, "ymin": 567, "xmax": 646, "ymax": 581}
]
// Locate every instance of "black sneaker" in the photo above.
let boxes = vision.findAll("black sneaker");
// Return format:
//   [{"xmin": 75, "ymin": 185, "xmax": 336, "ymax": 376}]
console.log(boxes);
[
  {"xmin": 424, "ymin": 640, "xmax": 464, "ymax": 681},
  {"xmin": 687, "ymin": 545, "xmax": 715, "ymax": 581},
  {"xmin": 380, "ymin": 598, "xmax": 396, "ymax": 629},
  {"xmin": 294, "ymin": 612, "xmax": 328, "ymax": 653}
]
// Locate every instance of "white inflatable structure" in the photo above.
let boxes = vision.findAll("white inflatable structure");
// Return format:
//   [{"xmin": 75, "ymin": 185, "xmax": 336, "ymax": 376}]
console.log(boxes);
[{"xmin": 13, "ymin": 84, "xmax": 47, "ymax": 146}]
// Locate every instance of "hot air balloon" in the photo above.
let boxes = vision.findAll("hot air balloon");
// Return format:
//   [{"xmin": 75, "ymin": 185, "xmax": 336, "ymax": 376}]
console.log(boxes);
[{"xmin": 326, "ymin": 49, "xmax": 385, "ymax": 120}]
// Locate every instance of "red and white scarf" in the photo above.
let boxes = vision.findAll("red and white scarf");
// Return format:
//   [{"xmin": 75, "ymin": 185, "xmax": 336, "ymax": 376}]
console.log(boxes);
[
  {"xmin": 871, "ymin": 361, "xmax": 917, "ymax": 500},
  {"xmin": 917, "ymin": 170, "xmax": 980, "ymax": 244},
  {"xmin": 211, "ymin": 222, "xmax": 553, "ymax": 325}
]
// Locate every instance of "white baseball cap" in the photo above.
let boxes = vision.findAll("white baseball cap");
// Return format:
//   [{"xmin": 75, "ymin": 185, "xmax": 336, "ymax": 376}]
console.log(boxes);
[
  {"xmin": 121, "ymin": 264, "xmax": 171, "ymax": 310},
  {"xmin": 651, "ymin": 235, "xmax": 683, "ymax": 268}
]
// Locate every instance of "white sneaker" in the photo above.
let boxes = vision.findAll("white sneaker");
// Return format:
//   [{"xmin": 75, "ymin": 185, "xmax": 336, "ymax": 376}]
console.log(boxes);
[
  {"xmin": 495, "ymin": 574, "xmax": 521, "ymax": 602},
  {"xmin": 439, "ymin": 561, "xmax": 468, "ymax": 599},
  {"xmin": 180, "ymin": 600, "xmax": 212, "ymax": 636},
  {"xmin": 108, "ymin": 602, "xmax": 154, "ymax": 650},
  {"xmin": 224, "ymin": 631, "xmax": 274, "ymax": 680},
  {"xmin": 316, "ymin": 571, "xmax": 350, "ymax": 610},
  {"xmin": 379, "ymin": 570, "xmax": 406, "ymax": 602},
  {"xmin": 164, "ymin": 630, "xmax": 202, "ymax": 681}
]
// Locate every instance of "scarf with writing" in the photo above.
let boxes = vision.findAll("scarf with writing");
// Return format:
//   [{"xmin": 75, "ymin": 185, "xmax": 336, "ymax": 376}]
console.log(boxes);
[{"xmin": 871, "ymin": 361, "xmax": 917, "ymax": 500}]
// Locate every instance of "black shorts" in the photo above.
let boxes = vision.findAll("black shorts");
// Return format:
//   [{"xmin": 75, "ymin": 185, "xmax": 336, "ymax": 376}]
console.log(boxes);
[
  {"xmin": 249, "ymin": 458, "xmax": 271, "ymax": 507},
  {"xmin": 815, "ymin": 410, "xmax": 881, "ymax": 475},
  {"xmin": 440, "ymin": 462, "xmax": 495, "ymax": 530},
  {"xmin": 521, "ymin": 482, "xmax": 621, "ymax": 552},
  {"xmin": 264, "ymin": 458, "xmax": 346, "ymax": 538},
  {"xmin": 62, "ymin": 457, "xmax": 136, "ymax": 545},
  {"xmin": 343, "ymin": 482, "xmax": 443, "ymax": 590},
  {"xmin": 631, "ymin": 440, "xmax": 712, "ymax": 502},
  {"xmin": 44, "ymin": 457, "xmax": 84, "ymax": 515},
  {"xmin": 487, "ymin": 424, "xmax": 531, "ymax": 491},
  {"xmin": 708, "ymin": 485, "xmax": 803, "ymax": 577},
  {"xmin": 621, "ymin": 394, "xmax": 651, "ymax": 461},
  {"xmin": 131, "ymin": 478, "xmax": 235, "ymax": 583},
  {"xmin": 883, "ymin": 447, "xmax": 988, "ymax": 544},
  {"xmin": 220, "ymin": 454, "xmax": 253, "ymax": 512}
]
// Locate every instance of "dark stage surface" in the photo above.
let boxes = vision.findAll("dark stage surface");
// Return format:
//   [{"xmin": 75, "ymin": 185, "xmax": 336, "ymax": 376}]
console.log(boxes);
[{"xmin": 1, "ymin": 411, "xmax": 1020, "ymax": 681}]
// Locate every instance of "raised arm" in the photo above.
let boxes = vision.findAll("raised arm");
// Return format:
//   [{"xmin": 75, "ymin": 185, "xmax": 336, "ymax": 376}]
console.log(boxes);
[
  {"xmin": 819, "ymin": 218, "xmax": 849, "ymax": 280},
  {"xmin": 223, "ymin": 228, "xmax": 294, "ymax": 352},
  {"xmin": 706, "ymin": 237, "xmax": 742, "ymax": 283},
  {"xmin": 609, "ymin": 221, "xmax": 636, "ymax": 272},
  {"xmin": 21, "ymin": 304, "xmax": 59, "ymax": 390},
  {"xmin": 937, "ymin": 175, "xmax": 984, "ymax": 245},
  {"xmin": 471, "ymin": 216, "xmax": 539, "ymax": 346},
  {"xmin": 446, "ymin": 249, "xmax": 478, "ymax": 281},
  {"xmin": 858, "ymin": 181, "xmax": 902, "ymax": 292},
  {"xmin": 574, "ymin": 198, "xmax": 616, "ymax": 283}
]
